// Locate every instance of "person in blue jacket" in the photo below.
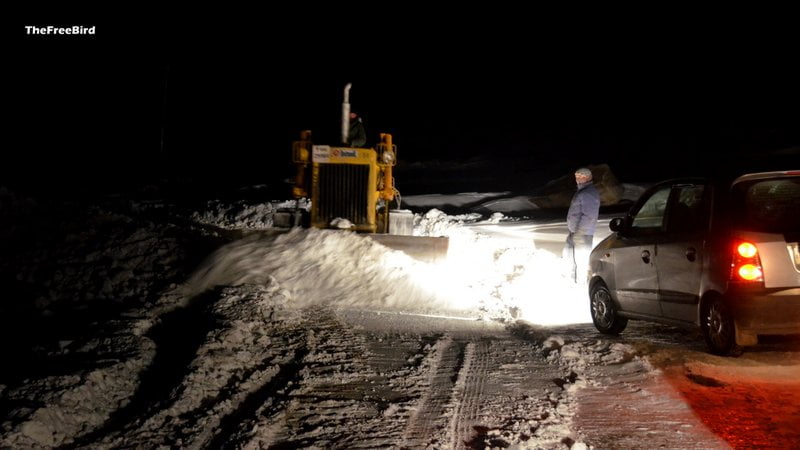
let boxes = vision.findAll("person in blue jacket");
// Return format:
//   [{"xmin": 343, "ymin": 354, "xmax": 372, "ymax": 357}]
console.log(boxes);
[{"xmin": 564, "ymin": 167, "xmax": 600, "ymax": 284}]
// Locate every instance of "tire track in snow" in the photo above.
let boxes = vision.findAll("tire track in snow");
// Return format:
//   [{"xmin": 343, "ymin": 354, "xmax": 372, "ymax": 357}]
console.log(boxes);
[
  {"xmin": 401, "ymin": 336, "xmax": 466, "ymax": 448},
  {"xmin": 238, "ymin": 307, "xmax": 381, "ymax": 448},
  {"xmin": 449, "ymin": 340, "xmax": 490, "ymax": 449}
]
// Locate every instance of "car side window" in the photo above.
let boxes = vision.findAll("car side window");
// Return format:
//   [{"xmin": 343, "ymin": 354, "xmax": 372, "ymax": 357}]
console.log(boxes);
[
  {"xmin": 631, "ymin": 187, "xmax": 670, "ymax": 232},
  {"xmin": 667, "ymin": 185, "xmax": 706, "ymax": 233}
]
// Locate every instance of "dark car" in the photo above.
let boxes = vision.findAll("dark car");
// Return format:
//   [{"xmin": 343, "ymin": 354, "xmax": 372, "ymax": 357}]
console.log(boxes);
[{"xmin": 588, "ymin": 171, "xmax": 800, "ymax": 355}]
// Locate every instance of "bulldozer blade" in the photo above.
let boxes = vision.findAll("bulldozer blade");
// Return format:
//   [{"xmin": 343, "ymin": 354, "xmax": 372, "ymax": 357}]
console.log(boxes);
[{"xmin": 366, "ymin": 235, "xmax": 449, "ymax": 263}]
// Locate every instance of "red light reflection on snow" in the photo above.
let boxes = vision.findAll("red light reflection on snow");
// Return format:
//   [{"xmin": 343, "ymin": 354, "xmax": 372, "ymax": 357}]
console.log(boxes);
[{"xmin": 663, "ymin": 366, "xmax": 800, "ymax": 448}]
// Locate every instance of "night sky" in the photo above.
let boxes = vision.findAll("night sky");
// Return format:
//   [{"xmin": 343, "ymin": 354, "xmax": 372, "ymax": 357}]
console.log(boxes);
[{"xmin": 8, "ymin": 15, "xmax": 799, "ymax": 196}]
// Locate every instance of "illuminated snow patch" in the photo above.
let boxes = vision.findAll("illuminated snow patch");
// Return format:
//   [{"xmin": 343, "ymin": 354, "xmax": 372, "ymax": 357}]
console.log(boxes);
[{"xmin": 413, "ymin": 209, "xmax": 594, "ymax": 325}]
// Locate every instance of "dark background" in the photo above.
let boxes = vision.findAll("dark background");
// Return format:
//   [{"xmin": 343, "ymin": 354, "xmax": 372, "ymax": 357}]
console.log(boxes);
[{"xmin": 7, "ymin": 15, "xmax": 800, "ymax": 197}]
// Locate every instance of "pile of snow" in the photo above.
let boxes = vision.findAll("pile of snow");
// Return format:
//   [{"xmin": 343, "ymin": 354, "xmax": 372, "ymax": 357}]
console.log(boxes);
[
  {"xmin": 412, "ymin": 208, "xmax": 484, "ymax": 237},
  {"xmin": 3, "ymin": 190, "xmax": 594, "ymax": 326},
  {"xmin": 185, "ymin": 228, "xmax": 453, "ymax": 313},
  {"xmin": 2, "ymin": 199, "xmax": 189, "ymax": 312},
  {"xmin": 1, "ymin": 318, "xmax": 157, "ymax": 447},
  {"xmin": 185, "ymin": 203, "xmax": 593, "ymax": 322},
  {"xmin": 191, "ymin": 199, "xmax": 308, "ymax": 230}
]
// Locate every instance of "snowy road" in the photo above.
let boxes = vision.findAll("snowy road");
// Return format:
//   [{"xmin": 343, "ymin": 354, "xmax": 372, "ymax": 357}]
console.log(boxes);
[{"xmin": 2, "ymin": 191, "xmax": 800, "ymax": 448}]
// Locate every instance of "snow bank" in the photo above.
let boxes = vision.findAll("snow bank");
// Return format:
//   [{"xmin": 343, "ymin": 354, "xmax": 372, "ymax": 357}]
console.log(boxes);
[
  {"xmin": 185, "ymin": 228, "xmax": 453, "ymax": 313},
  {"xmin": 1, "ymin": 312, "xmax": 157, "ymax": 447},
  {"xmin": 3, "ymin": 200, "xmax": 188, "ymax": 312},
  {"xmin": 182, "ymin": 204, "xmax": 595, "ymax": 325},
  {"xmin": 191, "ymin": 199, "xmax": 308, "ymax": 230}
]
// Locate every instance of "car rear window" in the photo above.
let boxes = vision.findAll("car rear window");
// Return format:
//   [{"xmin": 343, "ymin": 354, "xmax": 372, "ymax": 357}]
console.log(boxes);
[{"xmin": 731, "ymin": 177, "xmax": 800, "ymax": 233}]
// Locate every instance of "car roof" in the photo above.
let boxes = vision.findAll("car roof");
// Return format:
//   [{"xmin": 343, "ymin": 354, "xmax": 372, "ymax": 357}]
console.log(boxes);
[
  {"xmin": 648, "ymin": 172, "xmax": 800, "ymax": 191},
  {"xmin": 732, "ymin": 170, "xmax": 800, "ymax": 185},
  {"xmin": 649, "ymin": 177, "xmax": 708, "ymax": 188}
]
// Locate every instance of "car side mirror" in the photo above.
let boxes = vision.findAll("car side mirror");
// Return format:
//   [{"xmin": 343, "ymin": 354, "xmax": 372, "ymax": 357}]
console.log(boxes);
[{"xmin": 609, "ymin": 217, "xmax": 625, "ymax": 233}]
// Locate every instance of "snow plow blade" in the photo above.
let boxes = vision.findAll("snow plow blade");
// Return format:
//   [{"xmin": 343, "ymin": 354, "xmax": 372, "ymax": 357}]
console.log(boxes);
[{"xmin": 367, "ymin": 235, "xmax": 449, "ymax": 263}]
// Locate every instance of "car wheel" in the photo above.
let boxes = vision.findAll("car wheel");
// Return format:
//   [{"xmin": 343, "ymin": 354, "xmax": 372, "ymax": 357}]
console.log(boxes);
[
  {"xmin": 703, "ymin": 297, "xmax": 741, "ymax": 356},
  {"xmin": 590, "ymin": 283, "xmax": 628, "ymax": 334}
]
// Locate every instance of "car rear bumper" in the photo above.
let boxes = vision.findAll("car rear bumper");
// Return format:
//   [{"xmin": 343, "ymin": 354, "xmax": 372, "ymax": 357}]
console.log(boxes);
[{"xmin": 729, "ymin": 287, "xmax": 800, "ymax": 335}]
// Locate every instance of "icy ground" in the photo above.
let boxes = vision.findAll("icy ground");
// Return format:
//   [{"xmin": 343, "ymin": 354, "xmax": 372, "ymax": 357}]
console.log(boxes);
[{"xmin": 1, "ymin": 185, "xmax": 799, "ymax": 448}]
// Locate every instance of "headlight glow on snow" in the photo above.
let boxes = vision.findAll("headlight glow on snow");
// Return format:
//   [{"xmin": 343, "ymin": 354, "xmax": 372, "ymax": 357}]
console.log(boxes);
[{"xmin": 402, "ymin": 227, "xmax": 593, "ymax": 326}]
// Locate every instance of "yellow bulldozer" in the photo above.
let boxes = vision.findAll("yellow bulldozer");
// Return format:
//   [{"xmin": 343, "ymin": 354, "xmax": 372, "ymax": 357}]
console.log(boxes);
[{"xmin": 285, "ymin": 83, "xmax": 448, "ymax": 262}]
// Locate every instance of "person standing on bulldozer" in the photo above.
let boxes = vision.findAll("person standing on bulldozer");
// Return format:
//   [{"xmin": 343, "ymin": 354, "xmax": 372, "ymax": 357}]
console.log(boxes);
[{"xmin": 348, "ymin": 111, "xmax": 367, "ymax": 147}]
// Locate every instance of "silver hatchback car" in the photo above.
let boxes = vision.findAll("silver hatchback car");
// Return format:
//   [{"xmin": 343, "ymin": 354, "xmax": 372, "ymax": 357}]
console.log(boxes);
[{"xmin": 588, "ymin": 171, "xmax": 800, "ymax": 355}]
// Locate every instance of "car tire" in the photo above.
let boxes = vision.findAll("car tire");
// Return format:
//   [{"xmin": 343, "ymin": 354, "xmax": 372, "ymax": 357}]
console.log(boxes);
[
  {"xmin": 703, "ymin": 297, "xmax": 742, "ymax": 356},
  {"xmin": 590, "ymin": 282, "xmax": 628, "ymax": 334}
]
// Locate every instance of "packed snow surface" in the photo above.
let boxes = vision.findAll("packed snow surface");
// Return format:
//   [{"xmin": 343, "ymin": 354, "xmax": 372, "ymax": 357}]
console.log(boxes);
[{"xmin": 1, "ymin": 186, "xmax": 798, "ymax": 448}]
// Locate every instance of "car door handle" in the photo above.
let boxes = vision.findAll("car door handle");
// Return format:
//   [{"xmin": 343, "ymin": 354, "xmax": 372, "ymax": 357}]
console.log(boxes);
[
  {"xmin": 641, "ymin": 250, "xmax": 651, "ymax": 264},
  {"xmin": 686, "ymin": 247, "xmax": 697, "ymax": 262}
]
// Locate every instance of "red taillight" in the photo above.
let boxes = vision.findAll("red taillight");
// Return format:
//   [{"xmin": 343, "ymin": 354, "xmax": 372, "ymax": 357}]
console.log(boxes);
[
  {"xmin": 737, "ymin": 242, "xmax": 757, "ymax": 258},
  {"xmin": 737, "ymin": 264, "xmax": 763, "ymax": 281},
  {"xmin": 731, "ymin": 241, "xmax": 763, "ymax": 282}
]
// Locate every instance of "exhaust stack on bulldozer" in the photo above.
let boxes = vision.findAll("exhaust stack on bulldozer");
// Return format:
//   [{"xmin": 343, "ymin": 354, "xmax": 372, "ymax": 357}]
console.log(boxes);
[
  {"xmin": 341, "ymin": 82, "xmax": 352, "ymax": 145},
  {"xmin": 286, "ymin": 84, "xmax": 448, "ymax": 262}
]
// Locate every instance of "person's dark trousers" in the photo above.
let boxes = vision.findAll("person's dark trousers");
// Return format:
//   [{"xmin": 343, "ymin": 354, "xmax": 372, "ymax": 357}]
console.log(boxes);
[{"xmin": 563, "ymin": 233, "xmax": 594, "ymax": 283}]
